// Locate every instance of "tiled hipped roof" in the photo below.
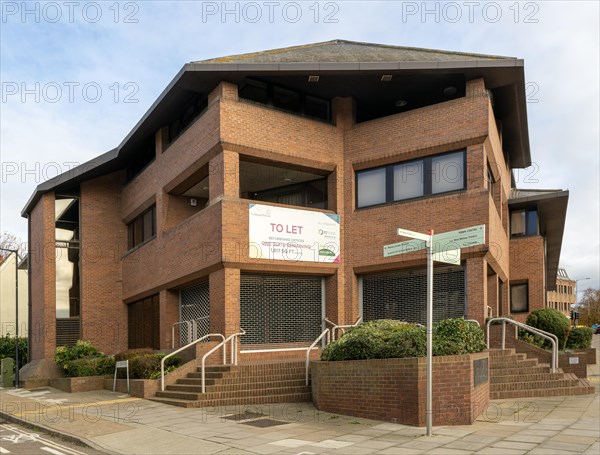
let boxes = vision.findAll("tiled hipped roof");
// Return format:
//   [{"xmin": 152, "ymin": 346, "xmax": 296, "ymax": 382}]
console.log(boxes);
[{"xmin": 197, "ymin": 39, "xmax": 515, "ymax": 64}]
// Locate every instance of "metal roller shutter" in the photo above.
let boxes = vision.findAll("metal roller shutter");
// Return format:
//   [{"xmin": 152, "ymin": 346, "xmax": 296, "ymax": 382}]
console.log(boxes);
[
  {"xmin": 362, "ymin": 266, "xmax": 466, "ymax": 325},
  {"xmin": 240, "ymin": 274, "xmax": 322, "ymax": 346}
]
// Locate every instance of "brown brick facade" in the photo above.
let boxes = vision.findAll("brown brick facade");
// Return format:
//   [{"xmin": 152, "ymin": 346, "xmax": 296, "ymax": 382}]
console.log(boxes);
[{"xmin": 24, "ymin": 75, "xmax": 551, "ymax": 366}]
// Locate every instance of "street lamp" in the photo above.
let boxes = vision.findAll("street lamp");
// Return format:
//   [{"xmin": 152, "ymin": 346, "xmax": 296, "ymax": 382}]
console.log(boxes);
[
  {"xmin": 0, "ymin": 247, "xmax": 19, "ymax": 388},
  {"xmin": 575, "ymin": 277, "xmax": 591, "ymax": 324}
]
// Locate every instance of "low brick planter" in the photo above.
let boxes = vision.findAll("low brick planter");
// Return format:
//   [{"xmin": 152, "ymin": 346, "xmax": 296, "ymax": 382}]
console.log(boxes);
[
  {"xmin": 49, "ymin": 376, "xmax": 110, "ymax": 393},
  {"xmin": 514, "ymin": 340, "xmax": 594, "ymax": 378},
  {"xmin": 104, "ymin": 378, "xmax": 160, "ymax": 398},
  {"xmin": 311, "ymin": 351, "xmax": 489, "ymax": 426}
]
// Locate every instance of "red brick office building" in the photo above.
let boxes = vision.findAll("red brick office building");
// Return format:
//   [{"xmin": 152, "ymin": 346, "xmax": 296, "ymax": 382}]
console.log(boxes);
[{"xmin": 20, "ymin": 40, "xmax": 568, "ymax": 378}]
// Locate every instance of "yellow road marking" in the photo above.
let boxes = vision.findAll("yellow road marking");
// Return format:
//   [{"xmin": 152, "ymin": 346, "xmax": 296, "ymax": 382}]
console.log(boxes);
[{"xmin": 10, "ymin": 397, "xmax": 142, "ymax": 418}]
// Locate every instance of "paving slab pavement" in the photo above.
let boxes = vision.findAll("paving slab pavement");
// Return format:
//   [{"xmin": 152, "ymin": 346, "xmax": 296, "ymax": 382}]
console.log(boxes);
[{"xmin": 1, "ymin": 338, "xmax": 598, "ymax": 454}]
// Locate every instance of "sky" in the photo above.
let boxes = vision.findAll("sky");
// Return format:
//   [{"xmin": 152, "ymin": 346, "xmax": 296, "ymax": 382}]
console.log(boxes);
[{"xmin": 1, "ymin": 0, "xmax": 599, "ymax": 295}]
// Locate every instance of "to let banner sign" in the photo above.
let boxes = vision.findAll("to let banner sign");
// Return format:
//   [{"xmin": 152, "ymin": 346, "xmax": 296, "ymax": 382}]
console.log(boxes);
[{"xmin": 248, "ymin": 203, "xmax": 340, "ymax": 263}]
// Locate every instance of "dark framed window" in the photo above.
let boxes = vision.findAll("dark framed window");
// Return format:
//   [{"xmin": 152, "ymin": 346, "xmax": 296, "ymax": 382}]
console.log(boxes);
[
  {"xmin": 167, "ymin": 94, "xmax": 208, "ymax": 145},
  {"xmin": 127, "ymin": 205, "xmax": 156, "ymax": 251},
  {"xmin": 355, "ymin": 150, "xmax": 466, "ymax": 209},
  {"xmin": 510, "ymin": 209, "xmax": 538, "ymax": 237},
  {"xmin": 238, "ymin": 78, "xmax": 331, "ymax": 122},
  {"xmin": 487, "ymin": 163, "xmax": 495, "ymax": 195},
  {"xmin": 510, "ymin": 282, "xmax": 529, "ymax": 313}
]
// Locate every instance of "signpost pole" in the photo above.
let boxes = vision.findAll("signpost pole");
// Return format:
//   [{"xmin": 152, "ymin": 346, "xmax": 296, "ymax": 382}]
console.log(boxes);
[{"xmin": 426, "ymin": 230, "xmax": 433, "ymax": 436}]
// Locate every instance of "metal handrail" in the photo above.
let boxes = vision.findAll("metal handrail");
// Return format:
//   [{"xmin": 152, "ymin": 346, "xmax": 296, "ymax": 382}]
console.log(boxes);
[
  {"xmin": 486, "ymin": 317, "xmax": 559, "ymax": 372},
  {"xmin": 305, "ymin": 329, "xmax": 330, "ymax": 386},
  {"xmin": 466, "ymin": 319, "xmax": 481, "ymax": 327},
  {"xmin": 161, "ymin": 333, "xmax": 225, "ymax": 391},
  {"xmin": 201, "ymin": 328, "xmax": 246, "ymax": 393},
  {"xmin": 324, "ymin": 317, "xmax": 362, "ymax": 341},
  {"xmin": 487, "ymin": 306, "xmax": 493, "ymax": 319},
  {"xmin": 171, "ymin": 321, "xmax": 193, "ymax": 349}
]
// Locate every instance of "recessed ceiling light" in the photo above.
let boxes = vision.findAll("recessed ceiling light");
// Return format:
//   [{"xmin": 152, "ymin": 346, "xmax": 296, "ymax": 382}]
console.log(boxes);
[
  {"xmin": 308, "ymin": 75, "xmax": 319, "ymax": 83},
  {"xmin": 381, "ymin": 75, "xmax": 393, "ymax": 82},
  {"xmin": 443, "ymin": 86, "xmax": 457, "ymax": 96},
  {"xmin": 202, "ymin": 186, "xmax": 209, "ymax": 190},
  {"xmin": 395, "ymin": 99, "xmax": 408, "ymax": 107},
  {"xmin": 283, "ymin": 178, "xmax": 293, "ymax": 182}
]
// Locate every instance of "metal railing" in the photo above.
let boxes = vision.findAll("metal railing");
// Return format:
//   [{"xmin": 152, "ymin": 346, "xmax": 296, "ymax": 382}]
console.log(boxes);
[
  {"xmin": 161, "ymin": 333, "xmax": 225, "ymax": 391},
  {"xmin": 171, "ymin": 321, "xmax": 193, "ymax": 349},
  {"xmin": 466, "ymin": 319, "xmax": 481, "ymax": 327},
  {"xmin": 324, "ymin": 317, "xmax": 362, "ymax": 341},
  {"xmin": 200, "ymin": 328, "xmax": 246, "ymax": 393},
  {"xmin": 305, "ymin": 328, "xmax": 331, "ymax": 386},
  {"xmin": 487, "ymin": 306, "xmax": 493, "ymax": 319},
  {"xmin": 486, "ymin": 317, "xmax": 559, "ymax": 372}
]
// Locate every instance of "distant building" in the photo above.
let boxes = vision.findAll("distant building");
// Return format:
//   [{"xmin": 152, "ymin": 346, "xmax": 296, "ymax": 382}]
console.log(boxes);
[
  {"xmin": 546, "ymin": 268, "xmax": 575, "ymax": 317},
  {"xmin": 0, "ymin": 252, "xmax": 28, "ymax": 337}
]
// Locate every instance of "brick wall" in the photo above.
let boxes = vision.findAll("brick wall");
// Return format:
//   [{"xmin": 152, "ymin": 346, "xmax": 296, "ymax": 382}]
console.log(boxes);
[
  {"xmin": 311, "ymin": 351, "xmax": 489, "ymax": 426},
  {"xmin": 29, "ymin": 193, "xmax": 56, "ymax": 360},
  {"xmin": 510, "ymin": 236, "xmax": 546, "ymax": 323},
  {"xmin": 80, "ymin": 172, "xmax": 128, "ymax": 355}
]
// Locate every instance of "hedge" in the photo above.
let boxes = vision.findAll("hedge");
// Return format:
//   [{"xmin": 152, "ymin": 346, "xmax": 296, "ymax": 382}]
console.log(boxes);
[
  {"xmin": 0, "ymin": 334, "xmax": 27, "ymax": 371},
  {"xmin": 321, "ymin": 318, "xmax": 486, "ymax": 361},
  {"xmin": 525, "ymin": 309, "xmax": 571, "ymax": 350},
  {"xmin": 115, "ymin": 349, "xmax": 180, "ymax": 379},
  {"xmin": 566, "ymin": 327, "xmax": 593, "ymax": 350}
]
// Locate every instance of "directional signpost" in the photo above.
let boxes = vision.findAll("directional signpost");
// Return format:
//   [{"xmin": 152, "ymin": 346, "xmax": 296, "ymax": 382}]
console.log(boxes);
[{"xmin": 383, "ymin": 224, "xmax": 485, "ymax": 437}]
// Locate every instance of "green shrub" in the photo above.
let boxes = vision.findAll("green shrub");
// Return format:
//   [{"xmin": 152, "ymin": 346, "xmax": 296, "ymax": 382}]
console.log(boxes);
[
  {"xmin": 321, "ymin": 318, "xmax": 486, "ymax": 361},
  {"xmin": 65, "ymin": 356, "xmax": 115, "ymax": 377},
  {"xmin": 131, "ymin": 354, "xmax": 180, "ymax": 379},
  {"xmin": 566, "ymin": 327, "xmax": 593, "ymax": 350},
  {"xmin": 0, "ymin": 334, "xmax": 28, "ymax": 371},
  {"xmin": 525, "ymin": 309, "xmax": 571, "ymax": 350},
  {"xmin": 433, "ymin": 318, "xmax": 487, "ymax": 356},
  {"xmin": 518, "ymin": 330, "xmax": 546, "ymax": 349},
  {"xmin": 54, "ymin": 340, "xmax": 100, "ymax": 371},
  {"xmin": 114, "ymin": 349, "xmax": 155, "ymax": 362}
]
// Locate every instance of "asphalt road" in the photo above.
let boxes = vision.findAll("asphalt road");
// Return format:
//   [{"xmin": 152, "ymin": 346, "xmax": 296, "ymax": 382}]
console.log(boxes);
[{"xmin": 0, "ymin": 422, "xmax": 104, "ymax": 455}]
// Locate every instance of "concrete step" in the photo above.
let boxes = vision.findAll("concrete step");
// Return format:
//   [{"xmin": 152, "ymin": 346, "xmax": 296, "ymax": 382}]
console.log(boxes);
[
  {"xmin": 488, "ymin": 349, "xmax": 517, "ymax": 357},
  {"xmin": 490, "ymin": 378, "xmax": 580, "ymax": 392},
  {"xmin": 490, "ymin": 372, "xmax": 565, "ymax": 384},
  {"xmin": 167, "ymin": 379, "xmax": 307, "ymax": 393},
  {"xmin": 489, "ymin": 358, "xmax": 539, "ymax": 369},
  {"xmin": 156, "ymin": 385, "xmax": 311, "ymax": 401},
  {"xmin": 150, "ymin": 391, "xmax": 312, "ymax": 408},
  {"xmin": 490, "ymin": 385, "xmax": 595, "ymax": 399}
]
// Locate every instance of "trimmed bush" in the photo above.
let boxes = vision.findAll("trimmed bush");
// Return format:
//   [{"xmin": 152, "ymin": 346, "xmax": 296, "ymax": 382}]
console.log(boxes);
[
  {"xmin": 321, "ymin": 318, "xmax": 486, "ymax": 361},
  {"xmin": 525, "ymin": 309, "xmax": 571, "ymax": 350},
  {"xmin": 54, "ymin": 340, "xmax": 101, "ymax": 371},
  {"xmin": 66, "ymin": 356, "xmax": 115, "ymax": 377},
  {"xmin": 566, "ymin": 327, "xmax": 593, "ymax": 350},
  {"xmin": 114, "ymin": 350, "xmax": 180, "ymax": 379},
  {"xmin": 433, "ymin": 318, "xmax": 487, "ymax": 356}
]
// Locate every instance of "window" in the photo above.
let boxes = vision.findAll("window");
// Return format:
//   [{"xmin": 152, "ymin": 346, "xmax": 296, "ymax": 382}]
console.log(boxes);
[
  {"xmin": 510, "ymin": 209, "xmax": 538, "ymax": 236},
  {"xmin": 487, "ymin": 164, "xmax": 495, "ymax": 195},
  {"xmin": 356, "ymin": 150, "xmax": 466, "ymax": 209},
  {"xmin": 510, "ymin": 283, "xmax": 529, "ymax": 313},
  {"xmin": 431, "ymin": 152, "xmax": 465, "ymax": 194},
  {"xmin": 238, "ymin": 78, "xmax": 331, "ymax": 122},
  {"xmin": 127, "ymin": 205, "xmax": 156, "ymax": 251},
  {"xmin": 167, "ymin": 94, "xmax": 208, "ymax": 144},
  {"xmin": 357, "ymin": 168, "xmax": 386, "ymax": 207}
]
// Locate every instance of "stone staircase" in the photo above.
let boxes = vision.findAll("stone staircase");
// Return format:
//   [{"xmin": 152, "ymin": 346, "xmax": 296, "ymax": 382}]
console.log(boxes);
[
  {"xmin": 489, "ymin": 349, "xmax": 595, "ymax": 399},
  {"xmin": 150, "ymin": 361, "xmax": 312, "ymax": 408}
]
